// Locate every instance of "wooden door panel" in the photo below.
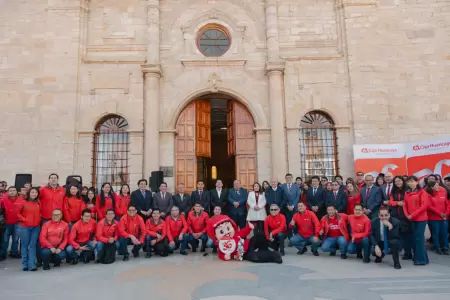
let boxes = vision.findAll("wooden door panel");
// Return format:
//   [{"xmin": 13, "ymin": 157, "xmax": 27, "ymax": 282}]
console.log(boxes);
[
  {"xmin": 234, "ymin": 102, "xmax": 256, "ymax": 155},
  {"xmin": 175, "ymin": 102, "xmax": 196, "ymax": 193},
  {"xmin": 195, "ymin": 100, "xmax": 211, "ymax": 158},
  {"xmin": 227, "ymin": 100, "xmax": 235, "ymax": 156},
  {"xmin": 236, "ymin": 155, "xmax": 257, "ymax": 191}
]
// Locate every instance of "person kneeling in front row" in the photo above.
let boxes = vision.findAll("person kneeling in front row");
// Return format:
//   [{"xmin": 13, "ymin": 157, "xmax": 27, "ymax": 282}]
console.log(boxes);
[
  {"xmin": 347, "ymin": 204, "xmax": 371, "ymax": 263},
  {"xmin": 166, "ymin": 206, "xmax": 189, "ymax": 255},
  {"xmin": 39, "ymin": 209, "xmax": 69, "ymax": 270},
  {"xmin": 187, "ymin": 203, "xmax": 209, "ymax": 252},
  {"xmin": 370, "ymin": 206, "xmax": 402, "ymax": 269},
  {"xmin": 118, "ymin": 204, "xmax": 146, "ymax": 261},
  {"xmin": 289, "ymin": 202, "xmax": 321, "ymax": 256},
  {"xmin": 264, "ymin": 204, "xmax": 287, "ymax": 256},
  {"xmin": 320, "ymin": 205, "xmax": 349, "ymax": 259},
  {"xmin": 145, "ymin": 208, "xmax": 169, "ymax": 257},
  {"xmin": 96, "ymin": 209, "xmax": 120, "ymax": 263},
  {"xmin": 66, "ymin": 209, "xmax": 97, "ymax": 264}
]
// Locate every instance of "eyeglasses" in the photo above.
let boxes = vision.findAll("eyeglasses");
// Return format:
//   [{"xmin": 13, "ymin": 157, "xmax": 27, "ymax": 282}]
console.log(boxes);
[
  {"xmin": 128, "ymin": 209, "xmax": 137, "ymax": 212},
  {"xmin": 270, "ymin": 209, "xmax": 278, "ymax": 211}
]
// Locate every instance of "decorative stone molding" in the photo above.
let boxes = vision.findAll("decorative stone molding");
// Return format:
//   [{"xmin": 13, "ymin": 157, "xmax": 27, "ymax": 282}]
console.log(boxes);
[
  {"xmin": 265, "ymin": 61, "xmax": 286, "ymax": 75},
  {"xmin": 341, "ymin": 2, "xmax": 378, "ymax": 7},
  {"xmin": 88, "ymin": 71, "xmax": 132, "ymax": 95},
  {"xmin": 181, "ymin": 59, "xmax": 246, "ymax": 67},
  {"xmin": 46, "ymin": 0, "xmax": 90, "ymax": 12},
  {"xmin": 141, "ymin": 64, "xmax": 163, "ymax": 77}
]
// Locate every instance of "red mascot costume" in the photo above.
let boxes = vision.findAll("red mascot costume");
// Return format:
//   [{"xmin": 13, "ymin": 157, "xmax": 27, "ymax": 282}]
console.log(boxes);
[{"xmin": 207, "ymin": 215, "xmax": 282, "ymax": 263}]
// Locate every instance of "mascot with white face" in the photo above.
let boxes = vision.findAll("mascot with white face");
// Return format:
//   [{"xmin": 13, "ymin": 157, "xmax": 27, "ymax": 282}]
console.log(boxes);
[{"xmin": 207, "ymin": 215, "xmax": 282, "ymax": 264}]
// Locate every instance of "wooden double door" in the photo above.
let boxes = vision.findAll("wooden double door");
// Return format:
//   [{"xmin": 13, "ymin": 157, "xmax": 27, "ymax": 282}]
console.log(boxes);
[{"xmin": 175, "ymin": 99, "xmax": 257, "ymax": 193}]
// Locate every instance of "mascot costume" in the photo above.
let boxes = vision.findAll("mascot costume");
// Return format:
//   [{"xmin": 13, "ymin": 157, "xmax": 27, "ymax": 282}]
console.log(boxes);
[{"xmin": 206, "ymin": 215, "xmax": 282, "ymax": 263}]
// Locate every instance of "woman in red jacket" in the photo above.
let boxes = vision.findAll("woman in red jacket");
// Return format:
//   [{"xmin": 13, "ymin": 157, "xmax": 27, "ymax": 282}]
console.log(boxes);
[
  {"xmin": 115, "ymin": 184, "xmax": 131, "ymax": 220},
  {"xmin": 16, "ymin": 187, "xmax": 41, "ymax": 271},
  {"xmin": 425, "ymin": 181, "xmax": 449, "ymax": 255},
  {"xmin": 85, "ymin": 187, "xmax": 97, "ymax": 220},
  {"xmin": 96, "ymin": 183, "xmax": 116, "ymax": 221},
  {"xmin": 346, "ymin": 182, "xmax": 360, "ymax": 215},
  {"xmin": 63, "ymin": 185, "xmax": 86, "ymax": 228},
  {"xmin": 403, "ymin": 176, "xmax": 429, "ymax": 265}
]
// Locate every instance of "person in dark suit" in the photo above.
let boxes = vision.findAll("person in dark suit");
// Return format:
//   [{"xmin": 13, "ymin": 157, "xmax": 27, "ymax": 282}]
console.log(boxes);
[
  {"xmin": 360, "ymin": 175, "xmax": 383, "ymax": 219},
  {"xmin": 335, "ymin": 175, "xmax": 347, "ymax": 193},
  {"xmin": 380, "ymin": 172, "xmax": 394, "ymax": 204},
  {"xmin": 326, "ymin": 181, "xmax": 348, "ymax": 213},
  {"xmin": 227, "ymin": 180, "xmax": 248, "ymax": 229},
  {"xmin": 152, "ymin": 182, "xmax": 173, "ymax": 219},
  {"xmin": 172, "ymin": 183, "xmax": 192, "ymax": 217},
  {"xmin": 264, "ymin": 179, "xmax": 286, "ymax": 215},
  {"xmin": 281, "ymin": 173, "xmax": 301, "ymax": 239},
  {"xmin": 130, "ymin": 179, "xmax": 153, "ymax": 220},
  {"xmin": 370, "ymin": 206, "xmax": 402, "ymax": 269},
  {"xmin": 209, "ymin": 179, "xmax": 227, "ymax": 215},
  {"xmin": 306, "ymin": 176, "xmax": 327, "ymax": 220},
  {"xmin": 190, "ymin": 180, "xmax": 211, "ymax": 214}
]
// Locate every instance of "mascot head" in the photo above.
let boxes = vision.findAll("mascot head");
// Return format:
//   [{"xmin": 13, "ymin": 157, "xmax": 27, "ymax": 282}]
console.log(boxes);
[{"xmin": 207, "ymin": 215, "xmax": 239, "ymax": 255}]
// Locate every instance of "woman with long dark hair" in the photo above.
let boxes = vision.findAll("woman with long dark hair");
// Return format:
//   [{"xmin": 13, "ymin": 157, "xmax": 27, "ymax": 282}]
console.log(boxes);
[
  {"xmin": 63, "ymin": 185, "xmax": 86, "ymax": 228},
  {"xmin": 246, "ymin": 182, "xmax": 267, "ymax": 233},
  {"xmin": 16, "ymin": 187, "xmax": 41, "ymax": 271},
  {"xmin": 346, "ymin": 182, "xmax": 360, "ymax": 215},
  {"xmin": 425, "ymin": 181, "xmax": 449, "ymax": 255},
  {"xmin": 300, "ymin": 182, "xmax": 309, "ymax": 206},
  {"xmin": 85, "ymin": 188, "xmax": 97, "ymax": 219},
  {"xmin": 115, "ymin": 184, "xmax": 131, "ymax": 221},
  {"xmin": 388, "ymin": 176, "xmax": 413, "ymax": 260},
  {"xmin": 96, "ymin": 183, "xmax": 116, "ymax": 221},
  {"xmin": 403, "ymin": 176, "xmax": 429, "ymax": 265},
  {"xmin": 261, "ymin": 181, "xmax": 270, "ymax": 193},
  {"xmin": 375, "ymin": 175, "xmax": 385, "ymax": 187}
]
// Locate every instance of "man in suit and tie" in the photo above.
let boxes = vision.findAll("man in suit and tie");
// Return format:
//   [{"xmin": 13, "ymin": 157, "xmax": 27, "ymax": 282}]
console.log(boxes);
[
  {"xmin": 380, "ymin": 172, "xmax": 394, "ymax": 205},
  {"xmin": 265, "ymin": 179, "xmax": 286, "ymax": 215},
  {"xmin": 370, "ymin": 206, "xmax": 401, "ymax": 269},
  {"xmin": 306, "ymin": 176, "xmax": 327, "ymax": 220},
  {"xmin": 227, "ymin": 180, "xmax": 248, "ymax": 229},
  {"xmin": 281, "ymin": 173, "xmax": 301, "ymax": 239},
  {"xmin": 326, "ymin": 180, "xmax": 347, "ymax": 213},
  {"xmin": 153, "ymin": 182, "xmax": 173, "ymax": 219},
  {"xmin": 209, "ymin": 179, "xmax": 227, "ymax": 215},
  {"xmin": 190, "ymin": 180, "xmax": 211, "ymax": 214},
  {"xmin": 335, "ymin": 175, "xmax": 347, "ymax": 193},
  {"xmin": 130, "ymin": 179, "xmax": 153, "ymax": 220},
  {"xmin": 360, "ymin": 175, "xmax": 382, "ymax": 219},
  {"xmin": 172, "ymin": 183, "xmax": 192, "ymax": 217}
]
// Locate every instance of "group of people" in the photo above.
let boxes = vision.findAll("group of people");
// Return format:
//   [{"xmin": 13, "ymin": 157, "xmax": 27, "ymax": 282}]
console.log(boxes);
[{"xmin": 0, "ymin": 171, "xmax": 448, "ymax": 271}]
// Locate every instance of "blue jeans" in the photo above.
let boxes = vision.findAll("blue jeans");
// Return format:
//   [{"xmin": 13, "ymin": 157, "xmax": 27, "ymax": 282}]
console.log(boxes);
[
  {"xmin": 36, "ymin": 219, "xmax": 51, "ymax": 263},
  {"xmin": 168, "ymin": 234, "xmax": 189, "ymax": 252},
  {"xmin": 96, "ymin": 241, "xmax": 120, "ymax": 254},
  {"xmin": 2, "ymin": 224, "xmax": 19, "ymax": 256},
  {"xmin": 66, "ymin": 241, "xmax": 96, "ymax": 261},
  {"xmin": 40, "ymin": 248, "xmax": 66, "ymax": 265},
  {"xmin": 19, "ymin": 226, "xmax": 40, "ymax": 270},
  {"xmin": 412, "ymin": 221, "xmax": 429, "ymax": 265},
  {"xmin": 428, "ymin": 220, "xmax": 449, "ymax": 250},
  {"xmin": 347, "ymin": 237, "xmax": 370, "ymax": 260},
  {"xmin": 290, "ymin": 234, "xmax": 320, "ymax": 252},
  {"xmin": 188, "ymin": 233, "xmax": 208, "ymax": 249},
  {"xmin": 321, "ymin": 236, "xmax": 348, "ymax": 256},
  {"xmin": 118, "ymin": 237, "xmax": 142, "ymax": 255}
]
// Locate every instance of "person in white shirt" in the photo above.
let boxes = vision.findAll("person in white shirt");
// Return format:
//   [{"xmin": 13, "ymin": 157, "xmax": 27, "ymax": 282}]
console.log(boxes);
[{"xmin": 247, "ymin": 182, "xmax": 267, "ymax": 233}]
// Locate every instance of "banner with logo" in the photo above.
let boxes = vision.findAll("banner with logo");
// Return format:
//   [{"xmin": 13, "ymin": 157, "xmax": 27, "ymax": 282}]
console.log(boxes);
[
  {"xmin": 406, "ymin": 137, "xmax": 450, "ymax": 185},
  {"xmin": 353, "ymin": 144, "xmax": 408, "ymax": 178}
]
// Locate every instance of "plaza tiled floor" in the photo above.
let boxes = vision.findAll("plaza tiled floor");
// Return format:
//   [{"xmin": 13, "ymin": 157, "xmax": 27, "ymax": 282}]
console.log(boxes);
[{"xmin": 1, "ymin": 248, "xmax": 450, "ymax": 300}]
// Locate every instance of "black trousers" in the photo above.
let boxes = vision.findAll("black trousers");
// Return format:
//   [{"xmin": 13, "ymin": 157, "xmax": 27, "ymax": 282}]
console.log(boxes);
[
  {"xmin": 267, "ymin": 232, "xmax": 285, "ymax": 252},
  {"xmin": 147, "ymin": 237, "xmax": 168, "ymax": 256},
  {"xmin": 243, "ymin": 232, "xmax": 282, "ymax": 264},
  {"xmin": 373, "ymin": 241, "xmax": 400, "ymax": 264}
]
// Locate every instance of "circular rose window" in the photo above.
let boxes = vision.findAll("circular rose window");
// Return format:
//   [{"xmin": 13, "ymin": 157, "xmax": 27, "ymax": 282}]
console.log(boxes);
[{"xmin": 197, "ymin": 25, "xmax": 231, "ymax": 57}]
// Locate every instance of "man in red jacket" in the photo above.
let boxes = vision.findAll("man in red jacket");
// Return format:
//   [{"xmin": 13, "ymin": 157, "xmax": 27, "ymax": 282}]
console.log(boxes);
[
  {"xmin": 187, "ymin": 202, "xmax": 209, "ymax": 252},
  {"xmin": 289, "ymin": 202, "xmax": 321, "ymax": 256},
  {"xmin": 347, "ymin": 204, "xmax": 371, "ymax": 262},
  {"xmin": 166, "ymin": 206, "xmax": 189, "ymax": 255},
  {"xmin": 96, "ymin": 208, "xmax": 120, "ymax": 259},
  {"xmin": 0, "ymin": 186, "xmax": 20, "ymax": 259},
  {"xmin": 39, "ymin": 208, "xmax": 69, "ymax": 270},
  {"xmin": 66, "ymin": 209, "xmax": 97, "ymax": 264},
  {"xmin": 39, "ymin": 174, "xmax": 65, "ymax": 221},
  {"xmin": 145, "ymin": 208, "xmax": 168, "ymax": 257},
  {"xmin": 320, "ymin": 205, "xmax": 349, "ymax": 259},
  {"xmin": 118, "ymin": 204, "xmax": 146, "ymax": 261},
  {"xmin": 264, "ymin": 204, "xmax": 286, "ymax": 256}
]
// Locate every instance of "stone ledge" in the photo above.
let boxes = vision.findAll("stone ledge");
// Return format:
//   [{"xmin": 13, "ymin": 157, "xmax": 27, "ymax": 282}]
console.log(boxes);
[
  {"xmin": 181, "ymin": 59, "xmax": 247, "ymax": 67},
  {"xmin": 141, "ymin": 64, "xmax": 163, "ymax": 76},
  {"xmin": 265, "ymin": 61, "xmax": 286, "ymax": 74}
]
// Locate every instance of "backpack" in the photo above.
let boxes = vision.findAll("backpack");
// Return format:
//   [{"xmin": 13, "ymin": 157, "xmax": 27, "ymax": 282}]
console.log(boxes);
[{"xmin": 97, "ymin": 243, "xmax": 116, "ymax": 264}]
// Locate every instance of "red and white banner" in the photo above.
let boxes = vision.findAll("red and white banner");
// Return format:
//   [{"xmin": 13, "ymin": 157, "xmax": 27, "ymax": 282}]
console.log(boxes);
[
  {"xmin": 353, "ymin": 144, "xmax": 407, "ymax": 178},
  {"xmin": 406, "ymin": 137, "xmax": 450, "ymax": 185}
]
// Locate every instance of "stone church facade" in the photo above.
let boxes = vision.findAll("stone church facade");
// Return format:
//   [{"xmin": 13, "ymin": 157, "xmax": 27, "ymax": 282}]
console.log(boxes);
[{"xmin": 0, "ymin": 0, "xmax": 449, "ymax": 191}]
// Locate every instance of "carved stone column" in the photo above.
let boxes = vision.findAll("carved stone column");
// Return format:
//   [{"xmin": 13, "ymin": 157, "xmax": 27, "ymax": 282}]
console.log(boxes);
[{"xmin": 141, "ymin": 0, "xmax": 161, "ymax": 177}]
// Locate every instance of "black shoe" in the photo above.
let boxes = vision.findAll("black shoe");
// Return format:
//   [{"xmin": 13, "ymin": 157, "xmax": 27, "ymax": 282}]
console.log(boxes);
[
  {"xmin": 36, "ymin": 261, "xmax": 42, "ymax": 267},
  {"xmin": 131, "ymin": 247, "xmax": 140, "ymax": 258},
  {"xmin": 83, "ymin": 257, "xmax": 90, "ymax": 264},
  {"xmin": 192, "ymin": 247, "xmax": 197, "ymax": 253},
  {"xmin": 123, "ymin": 255, "xmax": 129, "ymax": 261},
  {"xmin": 200, "ymin": 246, "xmax": 206, "ymax": 253},
  {"xmin": 9, "ymin": 253, "xmax": 20, "ymax": 259},
  {"xmin": 436, "ymin": 249, "xmax": 443, "ymax": 255},
  {"xmin": 363, "ymin": 258, "xmax": 371, "ymax": 263},
  {"xmin": 0, "ymin": 256, "xmax": 6, "ymax": 261},
  {"xmin": 43, "ymin": 265, "xmax": 50, "ymax": 271},
  {"xmin": 375, "ymin": 257, "xmax": 382, "ymax": 263},
  {"xmin": 180, "ymin": 251, "xmax": 188, "ymax": 256},
  {"xmin": 341, "ymin": 255, "xmax": 348, "ymax": 259},
  {"xmin": 297, "ymin": 250, "xmax": 304, "ymax": 255},
  {"xmin": 330, "ymin": 252, "xmax": 336, "ymax": 256},
  {"xmin": 22, "ymin": 267, "xmax": 29, "ymax": 271},
  {"xmin": 442, "ymin": 249, "xmax": 449, "ymax": 255},
  {"xmin": 212, "ymin": 248, "xmax": 217, "ymax": 253},
  {"xmin": 402, "ymin": 255, "xmax": 412, "ymax": 260},
  {"xmin": 356, "ymin": 252, "xmax": 363, "ymax": 259},
  {"xmin": 30, "ymin": 268, "xmax": 37, "ymax": 272},
  {"xmin": 288, "ymin": 242, "xmax": 293, "ymax": 247},
  {"xmin": 312, "ymin": 250, "xmax": 319, "ymax": 256},
  {"xmin": 280, "ymin": 251, "xmax": 285, "ymax": 256},
  {"xmin": 145, "ymin": 252, "xmax": 152, "ymax": 258},
  {"xmin": 394, "ymin": 263, "xmax": 402, "ymax": 269},
  {"xmin": 95, "ymin": 259, "xmax": 100, "ymax": 264},
  {"xmin": 54, "ymin": 262, "xmax": 61, "ymax": 267},
  {"xmin": 71, "ymin": 259, "xmax": 78, "ymax": 265}
]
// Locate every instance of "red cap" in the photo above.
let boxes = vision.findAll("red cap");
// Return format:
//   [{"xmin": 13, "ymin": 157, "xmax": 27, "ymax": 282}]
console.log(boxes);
[{"xmin": 206, "ymin": 215, "xmax": 238, "ymax": 241}]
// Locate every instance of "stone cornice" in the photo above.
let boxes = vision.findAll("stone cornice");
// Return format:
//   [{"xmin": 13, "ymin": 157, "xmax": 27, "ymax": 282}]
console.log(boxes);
[
  {"xmin": 181, "ymin": 59, "xmax": 247, "ymax": 67},
  {"xmin": 265, "ymin": 61, "xmax": 286, "ymax": 75},
  {"xmin": 141, "ymin": 64, "xmax": 163, "ymax": 77},
  {"xmin": 340, "ymin": 2, "xmax": 378, "ymax": 7}
]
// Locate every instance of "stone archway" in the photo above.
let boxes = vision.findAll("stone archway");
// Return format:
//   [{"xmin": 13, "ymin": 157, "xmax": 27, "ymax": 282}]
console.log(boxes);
[{"xmin": 175, "ymin": 95, "xmax": 257, "ymax": 193}]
